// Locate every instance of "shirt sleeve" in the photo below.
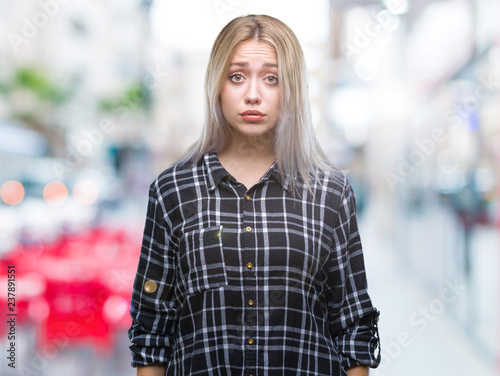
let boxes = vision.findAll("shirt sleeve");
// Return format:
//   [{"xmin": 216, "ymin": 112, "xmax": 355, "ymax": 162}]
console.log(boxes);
[
  {"xmin": 128, "ymin": 180, "xmax": 179, "ymax": 367},
  {"xmin": 327, "ymin": 176, "xmax": 381, "ymax": 369}
]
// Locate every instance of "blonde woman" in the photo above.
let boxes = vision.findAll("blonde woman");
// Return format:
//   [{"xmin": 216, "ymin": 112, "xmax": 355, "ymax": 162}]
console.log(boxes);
[{"xmin": 129, "ymin": 15, "xmax": 380, "ymax": 376}]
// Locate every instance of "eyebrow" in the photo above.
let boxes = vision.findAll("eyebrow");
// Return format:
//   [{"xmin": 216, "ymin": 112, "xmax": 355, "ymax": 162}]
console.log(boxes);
[{"xmin": 230, "ymin": 62, "xmax": 278, "ymax": 68}]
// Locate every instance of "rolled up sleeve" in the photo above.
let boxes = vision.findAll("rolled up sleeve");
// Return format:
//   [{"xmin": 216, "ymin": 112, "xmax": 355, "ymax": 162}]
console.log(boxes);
[
  {"xmin": 128, "ymin": 181, "xmax": 179, "ymax": 367},
  {"xmin": 327, "ymin": 177, "xmax": 381, "ymax": 369}
]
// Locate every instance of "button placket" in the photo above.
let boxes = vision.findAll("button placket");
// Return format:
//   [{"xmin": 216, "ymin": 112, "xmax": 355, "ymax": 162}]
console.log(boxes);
[{"xmin": 242, "ymin": 190, "xmax": 257, "ymax": 369}]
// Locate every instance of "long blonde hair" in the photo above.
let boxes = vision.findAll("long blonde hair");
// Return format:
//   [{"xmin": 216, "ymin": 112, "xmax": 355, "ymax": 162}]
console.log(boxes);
[{"xmin": 180, "ymin": 14, "xmax": 336, "ymax": 194}]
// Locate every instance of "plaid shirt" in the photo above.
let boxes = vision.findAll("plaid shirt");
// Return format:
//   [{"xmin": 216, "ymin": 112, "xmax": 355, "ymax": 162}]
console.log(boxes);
[{"xmin": 129, "ymin": 152, "xmax": 380, "ymax": 375}]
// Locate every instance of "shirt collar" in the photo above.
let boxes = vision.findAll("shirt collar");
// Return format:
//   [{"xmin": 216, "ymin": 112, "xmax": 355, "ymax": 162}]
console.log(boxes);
[{"xmin": 204, "ymin": 152, "xmax": 291, "ymax": 192}]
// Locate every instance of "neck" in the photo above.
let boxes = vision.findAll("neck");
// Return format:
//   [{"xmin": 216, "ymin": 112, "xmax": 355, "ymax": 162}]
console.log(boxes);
[{"xmin": 218, "ymin": 130, "xmax": 276, "ymax": 164}]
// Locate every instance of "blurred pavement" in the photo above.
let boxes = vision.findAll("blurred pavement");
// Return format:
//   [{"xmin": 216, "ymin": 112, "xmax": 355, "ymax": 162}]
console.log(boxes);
[{"xmin": 360, "ymin": 196, "xmax": 498, "ymax": 376}]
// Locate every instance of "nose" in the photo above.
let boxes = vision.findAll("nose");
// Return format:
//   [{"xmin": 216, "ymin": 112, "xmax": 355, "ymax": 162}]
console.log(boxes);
[{"xmin": 244, "ymin": 79, "xmax": 261, "ymax": 104}]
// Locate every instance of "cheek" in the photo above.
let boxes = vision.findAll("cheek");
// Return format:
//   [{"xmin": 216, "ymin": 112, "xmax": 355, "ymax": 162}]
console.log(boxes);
[
  {"xmin": 272, "ymin": 92, "xmax": 281, "ymax": 116},
  {"xmin": 219, "ymin": 89, "xmax": 232, "ymax": 114}
]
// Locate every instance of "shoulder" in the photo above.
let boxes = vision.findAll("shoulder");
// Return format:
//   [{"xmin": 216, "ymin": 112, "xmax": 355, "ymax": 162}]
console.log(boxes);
[
  {"xmin": 150, "ymin": 156, "xmax": 205, "ymax": 198},
  {"xmin": 314, "ymin": 166, "xmax": 350, "ymax": 197},
  {"xmin": 308, "ymin": 166, "xmax": 359, "ymax": 213}
]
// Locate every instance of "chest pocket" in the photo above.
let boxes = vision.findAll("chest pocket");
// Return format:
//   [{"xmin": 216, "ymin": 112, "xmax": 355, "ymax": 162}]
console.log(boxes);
[{"xmin": 178, "ymin": 225, "xmax": 228, "ymax": 296}]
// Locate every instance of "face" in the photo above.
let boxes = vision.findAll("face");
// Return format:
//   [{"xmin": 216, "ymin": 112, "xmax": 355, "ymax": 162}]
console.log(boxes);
[{"xmin": 220, "ymin": 40, "xmax": 280, "ymax": 140}]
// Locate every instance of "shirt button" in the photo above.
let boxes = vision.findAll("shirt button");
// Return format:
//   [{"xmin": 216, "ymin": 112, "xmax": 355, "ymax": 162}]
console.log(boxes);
[
  {"xmin": 245, "ymin": 226, "xmax": 252, "ymax": 232},
  {"xmin": 248, "ymin": 338, "xmax": 254, "ymax": 345},
  {"xmin": 245, "ymin": 195, "xmax": 251, "ymax": 200},
  {"xmin": 144, "ymin": 280, "xmax": 157, "ymax": 293},
  {"xmin": 248, "ymin": 299, "xmax": 254, "ymax": 306},
  {"xmin": 246, "ymin": 262, "xmax": 253, "ymax": 269}
]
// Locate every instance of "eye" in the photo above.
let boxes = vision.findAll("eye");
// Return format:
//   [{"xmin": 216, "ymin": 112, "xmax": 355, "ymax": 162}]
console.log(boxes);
[
  {"xmin": 230, "ymin": 74, "xmax": 244, "ymax": 82},
  {"xmin": 265, "ymin": 76, "xmax": 278, "ymax": 84}
]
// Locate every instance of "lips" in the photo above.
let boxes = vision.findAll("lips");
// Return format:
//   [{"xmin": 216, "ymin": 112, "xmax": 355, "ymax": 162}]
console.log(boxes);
[{"xmin": 240, "ymin": 110, "xmax": 265, "ymax": 121}]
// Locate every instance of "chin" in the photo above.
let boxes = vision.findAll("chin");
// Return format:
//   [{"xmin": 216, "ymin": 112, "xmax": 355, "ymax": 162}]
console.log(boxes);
[
  {"xmin": 238, "ymin": 124, "xmax": 275, "ymax": 135},
  {"xmin": 242, "ymin": 129, "xmax": 274, "ymax": 139}
]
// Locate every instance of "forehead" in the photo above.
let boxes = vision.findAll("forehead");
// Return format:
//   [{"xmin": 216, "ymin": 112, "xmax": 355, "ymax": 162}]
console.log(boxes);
[{"xmin": 231, "ymin": 40, "xmax": 277, "ymax": 61}]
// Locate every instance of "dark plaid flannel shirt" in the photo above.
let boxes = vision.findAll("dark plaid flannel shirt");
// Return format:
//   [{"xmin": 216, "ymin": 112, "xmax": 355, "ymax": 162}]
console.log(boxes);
[{"xmin": 129, "ymin": 152, "xmax": 380, "ymax": 375}]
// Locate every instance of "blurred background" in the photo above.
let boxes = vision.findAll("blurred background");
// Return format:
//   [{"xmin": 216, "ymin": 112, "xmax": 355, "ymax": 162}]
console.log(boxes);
[{"xmin": 0, "ymin": 0, "xmax": 498, "ymax": 374}]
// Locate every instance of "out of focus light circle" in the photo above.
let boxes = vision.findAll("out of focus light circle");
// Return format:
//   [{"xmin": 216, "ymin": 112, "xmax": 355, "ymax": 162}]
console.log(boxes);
[
  {"xmin": 20, "ymin": 273, "xmax": 47, "ymax": 298},
  {"xmin": 28, "ymin": 298, "xmax": 50, "ymax": 323},
  {"xmin": 438, "ymin": 149, "xmax": 460, "ymax": 173},
  {"xmin": 73, "ymin": 180, "xmax": 99, "ymax": 205},
  {"xmin": 43, "ymin": 181, "xmax": 68, "ymax": 206},
  {"xmin": 1, "ymin": 180, "xmax": 25, "ymax": 205},
  {"xmin": 103, "ymin": 295, "xmax": 130, "ymax": 324}
]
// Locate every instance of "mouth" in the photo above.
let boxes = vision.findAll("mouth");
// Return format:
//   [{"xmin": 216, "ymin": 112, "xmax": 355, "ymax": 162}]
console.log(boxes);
[{"xmin": 240, "ymin": 110, "xmax": 265, "ymax": 122}]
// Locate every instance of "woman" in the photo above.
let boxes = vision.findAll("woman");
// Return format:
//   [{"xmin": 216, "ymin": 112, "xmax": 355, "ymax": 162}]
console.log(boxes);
[{"xmin": 129, "ymin": 14, "xmax": 380, "ymax": 376}]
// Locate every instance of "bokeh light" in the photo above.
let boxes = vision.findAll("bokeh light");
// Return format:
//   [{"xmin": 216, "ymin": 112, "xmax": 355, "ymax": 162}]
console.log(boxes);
[
  {"xmin": 73, "ymin": 180, "xmax": 99, "ymax": 206},
  {"xmin": 103, "ymin": 295, "xmax": 130, "ymax": 324},
  {"xmin": 28, "ymin": 298, "xmax": 50, "ymax": 323},
  {"xmin": 43, "ymin": 181, "xmax": 68, "ymax": 206},
  {"xmin": 0, "ymin": 180, "xmax": 25, "ymax": 205}
]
